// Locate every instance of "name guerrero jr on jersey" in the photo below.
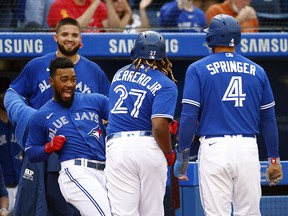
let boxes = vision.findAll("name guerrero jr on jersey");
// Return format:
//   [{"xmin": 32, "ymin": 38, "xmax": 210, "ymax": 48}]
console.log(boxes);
[{"xmin": 112, "ymin": 68, "xmax": 162, "ymax": 96}]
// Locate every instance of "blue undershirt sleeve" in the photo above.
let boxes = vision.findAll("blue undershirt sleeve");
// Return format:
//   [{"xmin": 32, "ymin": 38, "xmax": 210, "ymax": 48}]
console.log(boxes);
[
  {"xmin": 25, "ymin": 146, "xmax": 50, "ymax": 163},
  {"xmin": 260, "ymin": 107, "xmax": 279, "ymax": 158},
  {"xmin": 4, "ymin": 88, "xmax": 37, "ymax": 149},
  {"xmin": 178, "ymin": 103, "xmax": 199, "ymax": 151}
]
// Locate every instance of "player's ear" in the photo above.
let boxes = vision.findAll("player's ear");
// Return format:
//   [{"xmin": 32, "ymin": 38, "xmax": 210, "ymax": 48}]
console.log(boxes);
[
  {"xmin": 53, "ymin": 34, "xmax": 57, "ymax": 42},
  {"xmin": 49, "ymin": 77, "xmax": 54, "ymax": 87}
]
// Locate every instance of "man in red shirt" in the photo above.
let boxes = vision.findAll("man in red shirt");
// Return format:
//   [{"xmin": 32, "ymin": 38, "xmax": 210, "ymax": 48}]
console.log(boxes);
[{"xmin": 48, "ymin": 0, "xmax": 108, "ymax": 32}]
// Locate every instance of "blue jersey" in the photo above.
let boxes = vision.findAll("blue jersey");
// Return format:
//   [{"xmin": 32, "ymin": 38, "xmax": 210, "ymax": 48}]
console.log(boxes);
[
  {"xmin": 0, "ymin": 165, "xmax": 8, "ymax": 198},
  {"xmin": 107, "ymin": 64, "xmax": 178, "ymax": 134},
  {"xmin": 10, "ymin": 52, "xmax": 110, "ymax": 110},
  {"xmin": 182, "ymin": 52, "xmax": 275, "ymax": 136},
  {"xmin": 0, "ymin": 121, "xmax": 22, "ymax": 185},
  {"xmin": 26, "ymin": 93, "xmax": 109, "ymax": 162},
  {"xmin": 177, "ymin": 7, "xmax": 207, "ymax": 33}
]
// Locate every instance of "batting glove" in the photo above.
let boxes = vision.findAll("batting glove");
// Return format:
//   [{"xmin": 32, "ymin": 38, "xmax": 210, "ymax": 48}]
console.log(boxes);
[
  {"xmin": 174, "ymin": 148, "xmax": 190, "ymax": 180},
  {"xmin": 266, "ymin": 157, "xmax": 283, "ymax": 187},
  {"xmin": 44, "ymin": 135, "xmax": 66, "ymax": 154},
  {"xmin": 165, "ymin": 150, "xmax": 176, "ymax": 166},
  {"xmin": 169, "ymin": 120, "xmax": 179, "ymax": 135}
]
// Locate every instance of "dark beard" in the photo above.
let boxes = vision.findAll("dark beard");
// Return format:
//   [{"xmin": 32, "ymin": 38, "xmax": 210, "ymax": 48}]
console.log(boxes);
[
  {"xmin": 54, "ymin": 91, "xmax": 74, "ymax": 108},
  {"xmin": 57, "ymin": 43, "xmax": 80, "ymax": 56}
]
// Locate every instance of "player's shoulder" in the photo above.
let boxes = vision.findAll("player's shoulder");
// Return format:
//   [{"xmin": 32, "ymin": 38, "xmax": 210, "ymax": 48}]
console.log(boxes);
[
  {"xmin": 27, "ymin": 52, "xmax": 56, "ymax": 66},
  {"xmin": 33, "ymin": 100, "xmax": 54, "ymax": 118},
  {"xmin": 76, "ymin": 92, "xmax": 108, "ymax": 101},
  {"xmin": 149, "ymin": 68, "xmax": 178, "ymax": 89},
  {"xmin": 235, "ymin": 53, "xmax": 265, "ymax": 71},
  {"xmin": 78, "ymin": 56, "xmax": 103, "ymax": 69}
]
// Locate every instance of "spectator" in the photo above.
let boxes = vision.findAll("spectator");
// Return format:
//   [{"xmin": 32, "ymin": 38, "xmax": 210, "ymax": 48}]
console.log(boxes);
[
  {"xmin": 47, "ymin": 0, "xmax": 108, "ymax": 32},
  {"xmin": 193, "ymin": 0, "xmax": 223, "ymax": 12},
  {"xmin": 206, "ymin": 0, "xmax": 259, "ymax": 32},
  {"xmin": 0, "ymin": 77, "xmax": 22, "ymax": 216},
  {"xmin": 158, "ymin": 0, "xmax": 207, "ymax": 32},
  {"xmin": 0, "ymin": 0, "xmax": 19, "ymax": 31},
  {"xmin": 0, "ymin": 165, "xmax": 9, "ymax": 216},
  {"xmin": 105, "ymin": 0, "xmax": 151, "ymax": 33},
  {"xmin": 21, "ymin": 0, "xmax": 54, "ymax": 30}
]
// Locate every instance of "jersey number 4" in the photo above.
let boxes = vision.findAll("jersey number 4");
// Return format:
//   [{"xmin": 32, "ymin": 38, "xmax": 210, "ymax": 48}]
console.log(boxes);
[
  {"xmin": 111, "ymin": 84, "xmax": 147, "ymax": 118},
  {"xmin": 222, "ymin": 76, "xmax": 246, "ymax": 107}
]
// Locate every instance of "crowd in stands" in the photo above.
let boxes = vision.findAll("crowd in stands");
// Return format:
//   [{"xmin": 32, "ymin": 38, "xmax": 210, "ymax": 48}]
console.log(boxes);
[{"xmin": 0, "ymin": 0, "xmax": 287, "ymax": 32}]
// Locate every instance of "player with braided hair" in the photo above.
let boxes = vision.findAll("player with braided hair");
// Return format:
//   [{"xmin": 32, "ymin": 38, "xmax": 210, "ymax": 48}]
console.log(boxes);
[
  {"xmin": 131, "ymin": 56, "xmax": 176, "ymax": 82},
  {"xmin": 105, "ymin": 30, "xmax": 178, "ymax": 216},
  {"xmin": 174, "ymin": 14, "xmax": 283, "ymax": 215}
]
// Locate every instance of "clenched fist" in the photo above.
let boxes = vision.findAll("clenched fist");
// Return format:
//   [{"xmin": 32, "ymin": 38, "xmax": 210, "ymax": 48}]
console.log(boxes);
[
  {"xmin": 44, "ymin": 135, "xmax": 66, "ymax": 154},
  {"xmin": 266, "ymin": 157, "xmax": 283, "ymax": 187},
  {"xmin": 165, "ymin": 150, "xmax": 176, "ymax": 166}
]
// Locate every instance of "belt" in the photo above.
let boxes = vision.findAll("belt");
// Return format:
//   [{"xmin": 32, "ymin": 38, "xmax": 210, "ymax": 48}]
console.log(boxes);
[
  {"xmin": 106, "ymin": 131, "xmax": 153, "ymax": 142},
  {"xmin": 6, "ymin": 182, "xmax": 18, "ymax": 188},
  {"xmin": 205, "ymin": 134, "xmax": 255, "ymax": 139},
  {"xmin": 74, "ymin": 159, "xmax": 105, "ymax": 171}
]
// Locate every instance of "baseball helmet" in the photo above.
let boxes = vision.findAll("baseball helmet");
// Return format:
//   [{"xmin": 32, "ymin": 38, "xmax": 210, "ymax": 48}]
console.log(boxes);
[
  {"xmin": 204, "ymin": 14, "xmax": 241, "ymax": 48},
  {"xmin": 130, "ymin": 31, "xmax": 166, "ymax": 61}
]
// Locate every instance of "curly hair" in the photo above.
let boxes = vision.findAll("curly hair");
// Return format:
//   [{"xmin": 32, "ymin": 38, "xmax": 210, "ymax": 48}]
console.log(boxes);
[{"xmin": 129, "ymin": 57, "xmax": 177, "ymax": 82}]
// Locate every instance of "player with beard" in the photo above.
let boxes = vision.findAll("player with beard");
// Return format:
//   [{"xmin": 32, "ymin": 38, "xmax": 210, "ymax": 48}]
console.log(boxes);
[
  {"xmin": 4, "ymin": 18, "xmax": 110, "ymax": 216},
  {"xmin": 25, "ymin": 57, "xmax": 111, "ymax": 216}
]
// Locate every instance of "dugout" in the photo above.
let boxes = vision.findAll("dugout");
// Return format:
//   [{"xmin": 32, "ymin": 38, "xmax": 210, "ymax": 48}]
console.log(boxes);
[{"xmin": 1, "ymin": 32, "xmax": 287, "ymax": 161}]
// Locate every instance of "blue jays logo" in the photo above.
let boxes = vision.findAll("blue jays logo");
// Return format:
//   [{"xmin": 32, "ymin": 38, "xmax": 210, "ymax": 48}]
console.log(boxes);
[{"xmin": 88, "ymin": 126, "xmax": 103, "ymax": 141}]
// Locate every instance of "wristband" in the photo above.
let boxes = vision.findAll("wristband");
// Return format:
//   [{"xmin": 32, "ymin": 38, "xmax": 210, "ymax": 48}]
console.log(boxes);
[{"xmin": 268, "ymin": 157, "xmax": 280, "ymax": 165}]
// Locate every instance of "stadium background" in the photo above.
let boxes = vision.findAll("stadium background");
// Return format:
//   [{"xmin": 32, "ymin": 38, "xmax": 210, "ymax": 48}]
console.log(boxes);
[{"xmin": 0, "ymin": 0, "xmax": 287, "ymax": 215}]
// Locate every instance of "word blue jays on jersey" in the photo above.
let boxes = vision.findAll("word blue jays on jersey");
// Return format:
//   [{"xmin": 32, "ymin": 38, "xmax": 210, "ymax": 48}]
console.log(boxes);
[{"xmin": 48, "ymin": 111, "xmax": 100, "ymax": 139}]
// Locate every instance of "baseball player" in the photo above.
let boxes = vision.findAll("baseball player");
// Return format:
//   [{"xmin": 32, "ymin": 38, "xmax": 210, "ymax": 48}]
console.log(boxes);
[
  {"xmin": 0, "ymin": 77, "xmax": 23, "ymax": 215},
  {"xmin": 4, "ymin": 18, "xmax": 110, "ymax": 216},
  {"xmin": 174, "ymin": 14, "xmax": 283, "ymax": 215},
  {"xmin": 105, "ymin": 31, "xmax": 178, "ymax": 216},
  {"xmin": 25, "ymin": 57, "xmax": 111, "ymax": 216}
]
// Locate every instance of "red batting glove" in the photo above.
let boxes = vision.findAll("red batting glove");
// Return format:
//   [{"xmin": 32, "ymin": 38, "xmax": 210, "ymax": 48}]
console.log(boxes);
[
  {"xmin": 44, "ymin": 135, "xmax": 66, "ymax": 154},
  {"xmin": 165, "ymin": 150, "xmax": 176, "ymax": 166},
  {"xmin": 169, "ymin": 120, "xmax": 179, "ymax": 135}
]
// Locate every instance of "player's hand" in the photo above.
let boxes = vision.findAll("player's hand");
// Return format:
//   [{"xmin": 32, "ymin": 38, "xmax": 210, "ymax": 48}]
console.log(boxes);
[
  {"xmin": 173, "ymin": 148, "xmax": 190, "ymax": 181},
  {"xmin": 165, "ymin": 150, "xmax": 176, "ymax": 166},
  {"xmin": 169, "ymin": 120, "xmax": 179, "ymax": 135},
  {"xmin": 266, "ymin": 157, "xmax": 283, "ymax": 187},
  {"xmin": 44, "ymin": 135, "xmax": 66, "ymax": 154},
  {"xmin": 0, "ymin": 208, "xmax": 8, "ymax": 216}
]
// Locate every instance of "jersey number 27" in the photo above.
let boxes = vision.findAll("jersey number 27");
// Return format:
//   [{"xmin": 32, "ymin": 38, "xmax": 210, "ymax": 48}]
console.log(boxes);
[{"xmin": 111, "ymin": 84, "xmax": 147, "ymax": 118}]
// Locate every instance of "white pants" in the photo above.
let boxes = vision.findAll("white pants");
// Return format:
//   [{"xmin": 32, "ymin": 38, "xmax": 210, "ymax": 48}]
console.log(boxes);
[
  {"xmin": 7, "ymin": 186, "xmax": 18, "ymax": 214},
  {"xmin": 105, "ymin": 136, "xmax": 167, "ymax": 216},
  {"xmin": 58, "ymin": 159, "xmax": 111, "ymax": 216},
  {"xmin": 198, "ymin": 136, "xmax": 261, "ymax": 216}
]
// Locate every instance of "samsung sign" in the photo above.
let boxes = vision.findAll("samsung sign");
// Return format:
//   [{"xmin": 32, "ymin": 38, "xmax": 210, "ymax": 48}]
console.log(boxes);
[{"xmin": 0, "ymin": 33, "xmax": 287, "ymax": 58}]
